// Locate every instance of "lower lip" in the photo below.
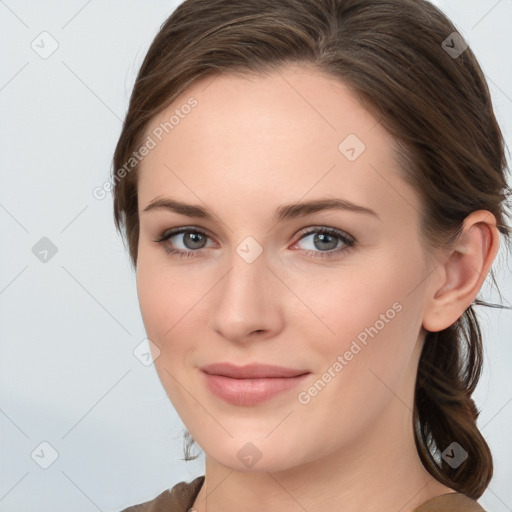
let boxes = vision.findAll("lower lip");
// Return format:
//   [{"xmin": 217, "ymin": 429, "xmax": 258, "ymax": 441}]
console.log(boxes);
[{"xmin": 201, "ymin": 371, "xmax": 310, "ymax": 406}]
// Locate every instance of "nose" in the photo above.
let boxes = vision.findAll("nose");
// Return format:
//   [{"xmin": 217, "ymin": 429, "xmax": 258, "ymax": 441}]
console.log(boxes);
[{"xmin": 209, "ymin": 246, "xmax": 284, "ymax": 343}]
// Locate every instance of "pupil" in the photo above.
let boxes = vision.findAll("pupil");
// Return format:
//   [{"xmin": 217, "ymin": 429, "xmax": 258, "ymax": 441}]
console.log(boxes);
[
  {"xmin": 185, "ymin": 232, "xmax": 206, "ymax": 249},
  {"xmin": 315, "ymin": 233, "xmax": 337, "ymax": 251}
]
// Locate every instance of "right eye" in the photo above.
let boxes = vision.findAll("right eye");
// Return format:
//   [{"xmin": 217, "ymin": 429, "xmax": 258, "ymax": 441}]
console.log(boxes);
[{"xmin": 154, "ymin": 227, "xmax": 215, "ymax": 258}]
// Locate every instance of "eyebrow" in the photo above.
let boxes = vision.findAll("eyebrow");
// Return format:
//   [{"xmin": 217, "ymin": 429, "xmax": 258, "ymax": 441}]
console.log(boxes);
[{"xmin": 142, "ymin": 196, "xmax": 380, "ymax": 222}]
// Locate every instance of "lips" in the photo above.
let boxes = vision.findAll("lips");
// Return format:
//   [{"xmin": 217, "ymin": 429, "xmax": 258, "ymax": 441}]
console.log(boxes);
[
  {"xmin": 200, "ymin": 362, "xmax": 309, "ymax": 379},
  {"xmin": 199, "ymin": 362, "xmax": 311, "ymax": 406}
]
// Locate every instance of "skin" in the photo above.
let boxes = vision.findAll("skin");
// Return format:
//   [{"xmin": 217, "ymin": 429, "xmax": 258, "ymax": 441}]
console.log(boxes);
[{"xmin": 135, "ymin": 63, "xmax": 499, "ymax": 512}]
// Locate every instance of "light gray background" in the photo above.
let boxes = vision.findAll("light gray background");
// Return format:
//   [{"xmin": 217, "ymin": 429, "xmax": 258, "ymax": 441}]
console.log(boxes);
[{"xmin": 1, "ymin": 1, "xmax": 511, "ymax": 511}]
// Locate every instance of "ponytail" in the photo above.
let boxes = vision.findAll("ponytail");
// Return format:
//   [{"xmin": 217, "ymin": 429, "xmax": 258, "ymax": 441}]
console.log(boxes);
[{"xmin": 414, "ymin": 305, "xmax": 493, "ymax": 499}]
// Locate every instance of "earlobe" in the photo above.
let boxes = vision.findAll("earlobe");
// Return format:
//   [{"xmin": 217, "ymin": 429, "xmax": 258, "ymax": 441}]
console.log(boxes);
[{"xmin": 422, "ymin": 210, "xmax": 500, "ymax": 333}]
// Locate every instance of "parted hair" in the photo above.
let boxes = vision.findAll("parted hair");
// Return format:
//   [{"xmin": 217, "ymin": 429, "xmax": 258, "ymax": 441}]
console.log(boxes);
[{"xmin": 112, "ymin": 0, "xmax": 511, "ymax": 499}]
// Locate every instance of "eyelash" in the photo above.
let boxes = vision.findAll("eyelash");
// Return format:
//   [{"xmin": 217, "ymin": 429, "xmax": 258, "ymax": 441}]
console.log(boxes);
[{"xmin": 153, "ymin": 226, "xmax": 356, "ymax": 260}]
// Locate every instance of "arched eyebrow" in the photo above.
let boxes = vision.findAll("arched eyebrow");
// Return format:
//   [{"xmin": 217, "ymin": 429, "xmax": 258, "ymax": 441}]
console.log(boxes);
[{"xmin": 142, "ymin": 196, "xmax": 380, "ymax": 222}]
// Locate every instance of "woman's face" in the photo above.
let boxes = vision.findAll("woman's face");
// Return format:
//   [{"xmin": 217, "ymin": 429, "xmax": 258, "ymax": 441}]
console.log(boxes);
[{"xmin": 136, "ymin": 64, "xmax": 438, "ymax": 472}]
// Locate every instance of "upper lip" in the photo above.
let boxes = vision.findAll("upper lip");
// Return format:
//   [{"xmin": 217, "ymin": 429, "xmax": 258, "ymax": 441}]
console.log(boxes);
[{"xmin": 200, "ymin": 362, "xmax": 310, "ymax": 379}]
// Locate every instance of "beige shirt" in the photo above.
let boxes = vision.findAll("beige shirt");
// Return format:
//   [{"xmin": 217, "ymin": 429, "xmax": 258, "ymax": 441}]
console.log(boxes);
[{"xmin": 119, "ymin": 476, "xmax": 487, "ymax": 512}]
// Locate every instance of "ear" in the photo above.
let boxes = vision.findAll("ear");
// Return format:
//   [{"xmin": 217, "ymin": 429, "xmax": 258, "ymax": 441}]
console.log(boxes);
[{"xmin": 422, "ymin": 210, "xmax": 500, "ymax": 333}]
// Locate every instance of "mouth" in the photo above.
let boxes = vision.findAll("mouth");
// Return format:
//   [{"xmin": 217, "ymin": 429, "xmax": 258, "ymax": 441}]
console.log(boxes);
[{"xmin": 199, "ymin": 362, "xmax": 311, "ymax": 406}]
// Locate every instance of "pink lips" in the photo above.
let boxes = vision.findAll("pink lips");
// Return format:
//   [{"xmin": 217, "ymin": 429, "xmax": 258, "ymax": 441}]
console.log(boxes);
[{"xmin": 200, "ymin": 362, "xmax": 310, "ymax": 406}]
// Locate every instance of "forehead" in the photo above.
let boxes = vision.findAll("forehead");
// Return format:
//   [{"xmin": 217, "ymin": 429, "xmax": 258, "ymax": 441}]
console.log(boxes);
[
  {"xmin": 137, "ymin": 64, "xmax": 421, "ymax": 226},
  {"xmin": 142, "ymin": 64, "xmax": 385, "ymax": 159}
]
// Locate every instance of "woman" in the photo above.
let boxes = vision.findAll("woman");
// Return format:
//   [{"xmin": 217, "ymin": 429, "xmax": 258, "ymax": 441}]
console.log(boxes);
[{"xmin": 112, "ymin": 0, "xmax": 510, "ymax": 510}]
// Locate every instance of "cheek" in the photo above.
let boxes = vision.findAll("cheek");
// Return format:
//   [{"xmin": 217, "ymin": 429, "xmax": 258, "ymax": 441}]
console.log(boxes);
[
  {"xmin": 136, "ymin": 263, "xmax": 166, "ymax": 341},
  {"xmin": 290, "ymin": 257, "xmax": 421, "ymax": 372},
  {"xmin": 135, "ymin": 256, "xmax": 212, "ymax": 359},
  {"xmin": 290, "ymin": 273, "xmax": 420, "ymax": 429},
  {"xmin": 135, "ymin": 259, "xmax": 199, "ymax": 409},
  {"xmin": 136, "ymin": 256, "xmax": 184, "ymax": 346}
]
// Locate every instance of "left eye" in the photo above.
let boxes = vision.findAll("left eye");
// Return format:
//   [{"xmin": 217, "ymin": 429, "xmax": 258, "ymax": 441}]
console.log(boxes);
[{"xmin": 291, "ymin": 227, "xmax": 355, "ymax": 257}]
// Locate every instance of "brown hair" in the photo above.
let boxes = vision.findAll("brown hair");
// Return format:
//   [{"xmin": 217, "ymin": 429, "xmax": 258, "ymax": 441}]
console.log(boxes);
[{"xmin": 112, "ymin": 0, "xmax": 511, "ymax": 499}]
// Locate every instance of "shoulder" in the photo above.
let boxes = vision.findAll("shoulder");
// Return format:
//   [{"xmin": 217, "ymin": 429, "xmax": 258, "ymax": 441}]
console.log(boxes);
[
  {"xmin": 119, "ymin": 475, "xmax": 205, "ymax": 512},
  {"xmin": 413, "ymin": 492, "xmax": 486, "ymax": 512}
]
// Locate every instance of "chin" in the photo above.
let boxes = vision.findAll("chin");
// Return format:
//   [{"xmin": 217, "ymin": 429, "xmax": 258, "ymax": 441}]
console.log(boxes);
[{"xmin": 195, "ymin": 432, "xmax": 314, "ymax": 473}]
